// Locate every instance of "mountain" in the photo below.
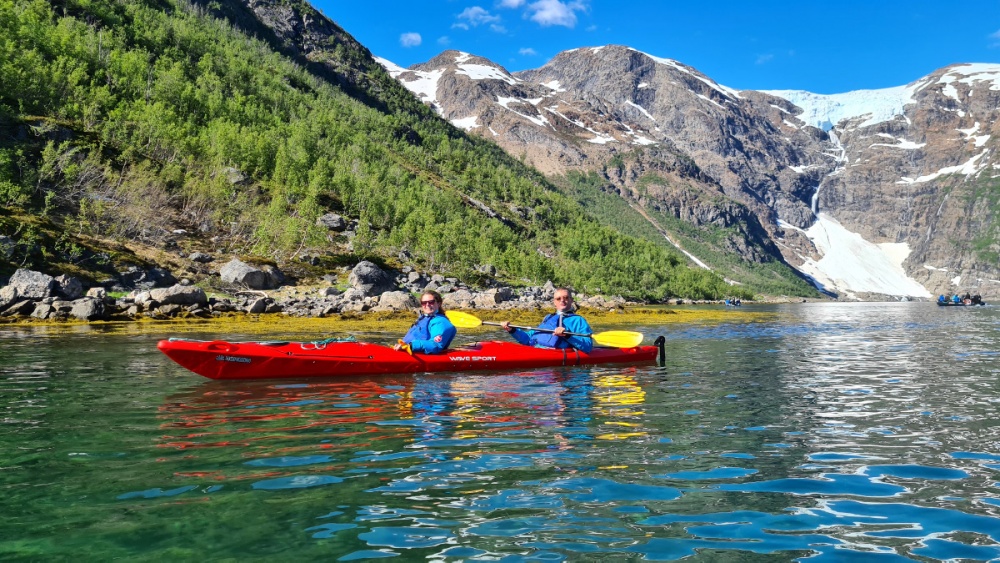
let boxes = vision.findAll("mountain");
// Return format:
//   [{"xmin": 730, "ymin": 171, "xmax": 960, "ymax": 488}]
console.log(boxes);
[
  {"xmin": 382, "ymin": 46, "xmax": 1000, "ymax": 300},
  {"xmin": 0, "ymin": 0, "xmax": 741, "ymax": 301}
]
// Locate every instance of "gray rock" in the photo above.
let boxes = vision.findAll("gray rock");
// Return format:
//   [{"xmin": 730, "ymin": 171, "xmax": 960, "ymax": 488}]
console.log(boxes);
[
  {"xmin": 260, "ymin": 264, "xmax": 285, "ymax": 289},
  {"xmin": 0, "ymin": 285, "xmax": 18, "ymax": 309},
  {"xmin": 70, "ymin": 298, "xmax": 105, "ymax": 321},
  {"xmin": 341, "ymin": 287, "xmax": 366, "ymax": 302},
  {"xmin": 246, "ymin": 298, "xmax": 268, "ymax": 314},
  {"xmin": 219, "ymin": 259, "xmax": 270, "ymax": 289},
  {"xmin": 31, "ymin": 303, "xmax": 53, "ymax": 319},
  {"xmin": 155, "ymin": 304, "xmax": 183, "ymax": 316},
  {"xmin": 8, "ymin": 269, "xmax": 55, "ymax": 299},
  {"xmin": 348, "ymin": 261, "xmax": 397, "ymax": 296},
  {"xmin": 149, "ymin": 285, "xmax": 208, "ymax": 306},
  {"xmin": 318, "ymin": 287, "xmax": 340, "ymax": 298},
  {"xmin": 85, "ymin": 287, "xmax": 107, "ymax": 300},
  {"xmin": 373, "ymin": 291, "xmax": 418, "ymax": 311},
  {"xmin": 134, "ymin": 267, "xmax": 176, "ymax": 290},
  {"xmin": 2, "ymin": 299, "xmax": 35, "ymax": 317},
  {"xmin": 54, "ymin": 274, "xmax": 84, "ymax": 300},
  {"xmin": 442, "ymin": 289, "xmax": 475, "ymax": 309},
  {"xmin": 316, "ymin": 213, "xmax": 348, "ymax": 231},
  {"xmin": 189, "ymin": 252, "xmax": 213, "ymax": 263},
  {"xmin": 478, "ymin": 287, "xmax": 514, "ymax": 306},
  {"xmin": 222, "ymin": 166, "xmax": 247, "ymax": 185}
]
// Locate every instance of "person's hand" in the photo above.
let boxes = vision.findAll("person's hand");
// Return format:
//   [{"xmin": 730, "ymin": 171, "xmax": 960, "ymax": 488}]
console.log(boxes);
[
  {"xmin": 500, "ymin": 321, "xmax": 513, "ymax": 333},
  {"xmin": 393, "ymin": 342, "xmax": 403, "ymax": 351},
  {"xmin": 553, "ymin": 326, "xmax": 566, "ymax": 336}
]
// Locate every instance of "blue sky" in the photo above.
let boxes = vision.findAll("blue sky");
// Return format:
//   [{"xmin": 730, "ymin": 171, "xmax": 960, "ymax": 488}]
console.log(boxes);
[{"xmin": 312, "ymin": 0, "xmax": 1000, "ymax": 94}]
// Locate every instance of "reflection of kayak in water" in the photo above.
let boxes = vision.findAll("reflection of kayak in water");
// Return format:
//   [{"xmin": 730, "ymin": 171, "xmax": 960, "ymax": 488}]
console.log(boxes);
[{"xmin": 158, "ymin": 337, "xmax": 666, "ymax": 380}]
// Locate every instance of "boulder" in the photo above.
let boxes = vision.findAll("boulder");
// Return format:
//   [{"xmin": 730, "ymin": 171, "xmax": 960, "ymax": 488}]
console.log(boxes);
[
  {"xmin": 70, "ymin": 298, "xmax": 105, "ymax": 321},
  {"xmin": 260, "ymin": 264, "xmax": 285, "ymax": 288},
  {"xmin": 373, "ymin": 291, "xmax": 418, "ymax": 311},
  {"xmin": 0, "ymin": 285, "xmax": 18, "ymax": 309},
  {"xmin": 478, "ymin": 287, "xmax": 514, "ymax": 306},
  {"xmin": 143, "ymin": 267, "xmax": 176, "ymax": 289},
  {"xmin": 316, "ymin": 213, "xmax": 348, "ymax": 231},
  {"xmin": 348, "ymin": 261, "xmax": 396, "ymax": 296},
  {"xmin": 8, "ymin": 269, "xmax": 55, "ymax": 299},
  {"xmin": 86, "ymin": 287, "xmax": 107, "ymax": 300},
  {"xmin": 442, "ymin": 289, "xmax": 475, "ymax": 309},
  {"xmin": 149, "ymin": 285, "xmax": 208, "ymax": 306},
  {"xmin": 189, "ymin": 252, "xmax": 213, "ymax": 263},
  {"xmin": 219, "ymin": 259, "xmax": 270, "ymax": 289},
  {"xmin": 54, "ymin": 274, "xmax": 84, "ymax": 300},
  {"xmin": 318, "ymin": 287, "xmax": 340, "ymax": 298}
]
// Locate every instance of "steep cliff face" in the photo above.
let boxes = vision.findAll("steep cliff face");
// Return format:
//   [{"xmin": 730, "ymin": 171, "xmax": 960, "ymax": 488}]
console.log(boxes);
[
  {"xmin": 381, "ymin": 47, "xmax": 815, "ymax": 294},
  {"xmin": 768, "ymin": 64, "xmax": 1000, "ymax": 297},
  {"xmin": 384, "ymin": 44, "xmax": 1000, "ymax": 299}
]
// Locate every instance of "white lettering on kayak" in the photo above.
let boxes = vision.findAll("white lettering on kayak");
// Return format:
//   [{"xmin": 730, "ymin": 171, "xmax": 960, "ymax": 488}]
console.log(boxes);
[
  {"xmin": 216, "ymin": 355, "xmax": 251, "ymax": 363},
  {"xmin": 448, "ymin": 356, "xmax": 497, "ymax": 362}
]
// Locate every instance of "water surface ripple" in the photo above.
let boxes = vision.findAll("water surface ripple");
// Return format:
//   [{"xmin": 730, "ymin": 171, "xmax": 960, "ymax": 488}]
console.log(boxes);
[{"xmin": 2, "ymin": 303, "xmax": 999, "ymax": 560}]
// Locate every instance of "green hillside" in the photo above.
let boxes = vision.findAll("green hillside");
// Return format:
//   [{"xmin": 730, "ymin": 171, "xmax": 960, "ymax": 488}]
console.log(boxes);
[{"xmin": 0, "ymin": 0, "xmax": 739, "ymax": 300}]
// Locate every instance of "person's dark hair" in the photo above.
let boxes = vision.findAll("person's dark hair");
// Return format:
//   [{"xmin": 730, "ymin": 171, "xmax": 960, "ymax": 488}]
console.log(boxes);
[{"xmin": 422, "ymin": 290, "xmax": 445, "ymax": 313}]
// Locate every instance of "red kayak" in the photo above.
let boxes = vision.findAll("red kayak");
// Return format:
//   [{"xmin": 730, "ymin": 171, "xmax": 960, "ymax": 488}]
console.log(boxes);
[{"xmin": 157, "ymin": 337, "xmax": 665, "ymax": 380}]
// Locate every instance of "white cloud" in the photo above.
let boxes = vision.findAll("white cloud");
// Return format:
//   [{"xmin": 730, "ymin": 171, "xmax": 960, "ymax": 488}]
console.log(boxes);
[
  {"xmin": 400, "ymin": 32, "xmax": 422, "ymax": 47},
  {"xmin": 499, "ymin": 0, "xmax": 526, "ymax": 7},
  {"xmin": 519, "ymin": 47, "xmax": 537, "ymax": 55},
  {"xmin": 526, "ymin": 0, "xmax": 586, "ymax": 27},
  {"xmin": 456, "ymin": 6, "xmax": 501, "ymax": 27},
  {"xmin": 437, "ymin": 36, "xmax": 451, "ymax": 46},
  {"xmin": 991, "ymin": 29, "xmax": 1000, "ymax": 48},
  {"xmin": 490, "ymin": 24, "xmax": 507, "ymax": 33},
  {"xmin": 756, "ymin": 53, "xmax": 774, "ymax": 65}
]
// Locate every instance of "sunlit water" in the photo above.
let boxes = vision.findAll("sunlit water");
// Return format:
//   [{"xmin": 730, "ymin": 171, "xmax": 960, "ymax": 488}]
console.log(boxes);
[{"xmin": 2, "ymin": 302, "xmax": 1000, "ymax": 561}]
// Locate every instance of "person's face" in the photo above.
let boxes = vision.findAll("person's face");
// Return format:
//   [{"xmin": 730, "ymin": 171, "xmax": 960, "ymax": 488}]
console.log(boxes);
[
  {"xmin": 420, "ymin": 295, "xmax": 440, "ymax": 313},
  {"xmin": 553, "ymin": 291, "xmax": 572, "ymax": 312}
]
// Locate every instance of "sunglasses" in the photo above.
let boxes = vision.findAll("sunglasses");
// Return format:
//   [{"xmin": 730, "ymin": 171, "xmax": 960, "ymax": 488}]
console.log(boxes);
[{"xmin": 420, "ymin": 300, "xmax": 438, "ymax": 306}]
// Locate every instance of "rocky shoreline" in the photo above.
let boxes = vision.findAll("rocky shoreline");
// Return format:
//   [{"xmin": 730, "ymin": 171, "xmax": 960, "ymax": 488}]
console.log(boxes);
[{"xmin": 4, "ymin": 259, "xmax": 739, "ymax": 324}]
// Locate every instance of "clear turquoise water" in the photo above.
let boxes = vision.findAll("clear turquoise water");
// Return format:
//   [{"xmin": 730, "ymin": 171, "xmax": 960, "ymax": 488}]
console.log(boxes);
[{"xmin": 3, "ymin": 302, "xmax": 1000, "ymax": 561}]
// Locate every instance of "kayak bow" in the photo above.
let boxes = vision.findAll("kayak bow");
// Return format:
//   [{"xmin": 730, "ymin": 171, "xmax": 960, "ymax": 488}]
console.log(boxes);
[{"xmin": 157, "ymin": 337, "xmax": 665, "ymax": 380}]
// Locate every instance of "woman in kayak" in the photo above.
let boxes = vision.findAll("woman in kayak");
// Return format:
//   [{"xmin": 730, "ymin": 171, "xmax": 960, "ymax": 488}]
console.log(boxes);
[
  {"xmin": 500, "ymin": 288, "xmax": 593, "ymax": 353},
  {"xmin": 394, "ymin": 290, "xmax": 457, "ymax": 354}
]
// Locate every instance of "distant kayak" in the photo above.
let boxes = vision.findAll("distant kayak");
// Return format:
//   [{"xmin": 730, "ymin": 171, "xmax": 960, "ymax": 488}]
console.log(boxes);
[
  {"xmin": 937, "ymin": 301, "xmax": 988, "ymax": 307},
  {"xmin": 158, "ymin": 337, "xmax": 665, "ymax": 380}
]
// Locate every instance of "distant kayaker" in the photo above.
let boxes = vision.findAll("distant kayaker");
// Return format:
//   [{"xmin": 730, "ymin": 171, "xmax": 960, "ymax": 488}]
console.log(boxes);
[
  {"xmin": 500, "ymin": 288, "xmax": 594, "ymax": 353},
  {"xmin": 394, "ymin": 290, "xmax": 456, "ymax": 354}
]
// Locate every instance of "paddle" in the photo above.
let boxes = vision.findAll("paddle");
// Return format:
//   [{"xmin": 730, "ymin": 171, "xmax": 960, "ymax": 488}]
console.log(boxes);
[{"xmin": 445, "ymin": 310, "xmax": 644, "ymax": 348}]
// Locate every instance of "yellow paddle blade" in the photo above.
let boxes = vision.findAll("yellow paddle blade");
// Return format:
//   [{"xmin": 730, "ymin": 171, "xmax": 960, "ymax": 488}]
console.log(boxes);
[
  {"xmin": 593, "ymin": 331, "xmax": 644, "ymax": 348},
  {"xmin": 445, "ymin": 310, "xmax": 484, "ymax": 328}
]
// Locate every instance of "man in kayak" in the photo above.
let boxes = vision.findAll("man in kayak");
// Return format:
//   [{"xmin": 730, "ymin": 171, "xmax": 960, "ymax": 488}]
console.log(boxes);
[
  {"xmin": 394, "ymin": 290, "xmax": 457, "ymax": 354},
  {"xmin": 500, "ymin": 288, "xmax": 594, "ymax": 353}
]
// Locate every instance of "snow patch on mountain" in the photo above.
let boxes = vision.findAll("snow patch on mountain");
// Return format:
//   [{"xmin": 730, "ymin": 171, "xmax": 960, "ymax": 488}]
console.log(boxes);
[
  {"xmin": 764, "ymin": 86, "xmax": 919, "ymax": 131},
  {"xmin": 782, "ymin": 215, "xmax": 932, "ymax": 298},
  {"xmin": 766, "ymin": 64, "xmax": 1000, "ymax": 133}
]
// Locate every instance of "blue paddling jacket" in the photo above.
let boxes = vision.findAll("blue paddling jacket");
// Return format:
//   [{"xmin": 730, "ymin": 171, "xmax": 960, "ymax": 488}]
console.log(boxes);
[
  {"xmin": 510, "ymin": 312, "xmax": 594, "ymax": 353},
  {"xmin": 402, "ymin": 312, "xmax": 456, "ymax": 354}
]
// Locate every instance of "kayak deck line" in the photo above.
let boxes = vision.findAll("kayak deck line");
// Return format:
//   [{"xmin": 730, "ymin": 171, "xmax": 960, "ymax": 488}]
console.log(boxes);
[{"xmin": 158, "ymin": 336, "xmax": 666, "ymax": 380}]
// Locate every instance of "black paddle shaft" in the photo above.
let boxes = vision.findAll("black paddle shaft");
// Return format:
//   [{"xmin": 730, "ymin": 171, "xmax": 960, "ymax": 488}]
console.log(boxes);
[{"xmin": 480, "ymin": 320, "xmax": 592, "ymax": 339}]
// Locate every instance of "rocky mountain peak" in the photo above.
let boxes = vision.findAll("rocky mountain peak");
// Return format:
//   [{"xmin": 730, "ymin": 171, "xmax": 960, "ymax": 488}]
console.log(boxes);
[{"xmin": 381, "ymin": 43, "xmax": 1000, "ymax": 300}]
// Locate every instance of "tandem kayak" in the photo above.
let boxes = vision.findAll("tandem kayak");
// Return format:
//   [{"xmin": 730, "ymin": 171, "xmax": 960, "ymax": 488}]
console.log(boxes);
[{"xmin": 157, "ymin": 337, "xmax": 666, "ymax": 380}]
